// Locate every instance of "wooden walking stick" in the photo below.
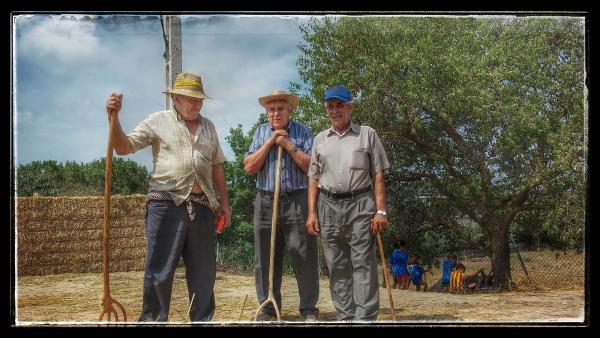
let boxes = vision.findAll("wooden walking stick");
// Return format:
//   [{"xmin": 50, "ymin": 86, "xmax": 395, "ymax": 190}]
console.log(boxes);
[
  {"xmin": 375, "ymin": 232, "xmax": 397, "ymax": 320},
  {"xmin": 254, "ymin": 145, "xmax": 284, "ymax": 322},
  {"xmin": 99, "ymin": 109, "xmax": 127, "ymax": 322}
]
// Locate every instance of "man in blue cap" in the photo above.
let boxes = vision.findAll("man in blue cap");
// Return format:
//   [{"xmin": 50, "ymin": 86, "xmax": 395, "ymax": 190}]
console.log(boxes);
[{"xmin": 305, "ymin": 85, "xmax": 390, "ymax": 321}]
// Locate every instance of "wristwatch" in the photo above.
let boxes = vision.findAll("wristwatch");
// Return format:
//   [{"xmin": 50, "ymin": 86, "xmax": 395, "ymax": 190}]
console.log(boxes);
[
  {"xmin": 291, "ymin": 145, "xmax": 300, "ymax": 153},
  {"xmin": 376, "ymin": 210, "xmax": 387, "ymax": 217}
]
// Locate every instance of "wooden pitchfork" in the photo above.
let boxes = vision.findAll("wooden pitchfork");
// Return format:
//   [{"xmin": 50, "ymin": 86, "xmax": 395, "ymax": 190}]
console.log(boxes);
[
  {"xmin": 99, "ymin": 108, "xmax": 127, "ymax": 322},
  {"xmin": 375, "ymin": 232, "xmax": 397, "ymax": 320},
  {"xmin": 254, "ymin": 145, "xmax": 284, "ymax": 322}
]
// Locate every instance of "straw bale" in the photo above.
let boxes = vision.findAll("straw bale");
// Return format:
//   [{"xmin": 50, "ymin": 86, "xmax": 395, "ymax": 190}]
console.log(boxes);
[
  {"xmin": 16, "ymin": 195, "xmax": 146, "ymax": 222},
  {"xmin": 19, "ymin": 247, "xmax": 146, "ymax": 266},
  {"xmin": 18, "ymin": 227, "xmax": 145, "ymax": 243},
  {"xmin": 18, "ymin": 237, "xmax": 147, "ymax": 255},
  {"xmin": 19, "ymin": 258, "xmax": 145, "ymax": 275},
  {"xmin": 15, "ymin": 195, "xmax": 157, "ymax": 276},
  {"xmin": 17, "ymin": 205, "xmax": 146, "ymax": 223},
  {"xmin": 18, "ymin": 217, "xmax": 145, "ymax": 232}
]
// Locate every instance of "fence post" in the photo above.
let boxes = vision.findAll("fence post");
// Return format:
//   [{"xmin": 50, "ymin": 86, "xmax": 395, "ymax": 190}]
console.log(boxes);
[{"xmin": 511, "ymin": 238, "xmax": 529, "ymax": 277}]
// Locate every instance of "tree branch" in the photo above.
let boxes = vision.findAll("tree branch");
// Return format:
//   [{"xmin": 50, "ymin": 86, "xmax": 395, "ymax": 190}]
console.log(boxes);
[
  {"xmin": 444, "ymin": 218, "xmax": 490, "ymax": 255},
  {"xmin": 428, "ymin": 174, "xmax": 483, "ymax": 224}
]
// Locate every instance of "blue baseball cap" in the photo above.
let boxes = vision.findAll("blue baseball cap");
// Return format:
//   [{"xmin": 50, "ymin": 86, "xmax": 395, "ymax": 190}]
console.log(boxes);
[{"xmin": 324, "ymin": 85, "xmax": 352, "ymax": 102}]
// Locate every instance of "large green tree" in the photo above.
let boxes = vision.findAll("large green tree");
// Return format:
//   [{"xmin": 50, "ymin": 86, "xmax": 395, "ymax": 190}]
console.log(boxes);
[
  {"xmin": 220, "ymin": 119, "xmax": 264, "ymax": 246},
  {"xmin": 291, "ymin": 16, "xmax": 585, "ymax": 288}
]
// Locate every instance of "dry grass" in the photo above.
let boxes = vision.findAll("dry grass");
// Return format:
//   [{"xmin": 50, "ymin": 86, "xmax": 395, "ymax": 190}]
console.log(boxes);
[{"xmin": 15, "ymin": 268, "xmax": 585, "ymax": 324}]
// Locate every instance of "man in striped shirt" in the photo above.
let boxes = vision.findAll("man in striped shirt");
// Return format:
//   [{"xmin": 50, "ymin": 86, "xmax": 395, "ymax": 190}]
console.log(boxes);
[{"xmin": 244, "ymin": 90, "xmax": 319, "ymax": 321}]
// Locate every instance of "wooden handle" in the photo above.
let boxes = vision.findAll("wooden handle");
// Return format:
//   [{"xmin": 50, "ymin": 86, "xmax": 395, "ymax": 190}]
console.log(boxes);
[
  {"xmin": 376, "ymin": 231, "xmax": 397, "ymax": 320},
  {"xmin": 267, "ymin": 146, "xmax": 284, "ymax": 291},
  {"xmin": 102, "ymin": 111, "xmax": 117, "ymax": 296}
]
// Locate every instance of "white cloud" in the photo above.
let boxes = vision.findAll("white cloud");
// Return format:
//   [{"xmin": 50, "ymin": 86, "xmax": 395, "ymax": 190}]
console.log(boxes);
[
  {"xmin": 14, "ymin": 14, "xmax": 311, "ymax": 171},
  {"xmin": 182, "ymin": 15, "xmax": 309, "ymax": 158},
  {"xmin": 17, "ymin": 16, "xmax": 105, "ymax": 67}
]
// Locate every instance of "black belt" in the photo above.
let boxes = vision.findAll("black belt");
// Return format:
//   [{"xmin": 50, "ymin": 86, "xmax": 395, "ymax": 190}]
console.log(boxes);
[
  {"xmin": 258, "ymin": 189, "xmax": 307, "ymax": 199},
  {"xmin": 319, "ymin": 186, "xmax": 372, "ymax": 199}
]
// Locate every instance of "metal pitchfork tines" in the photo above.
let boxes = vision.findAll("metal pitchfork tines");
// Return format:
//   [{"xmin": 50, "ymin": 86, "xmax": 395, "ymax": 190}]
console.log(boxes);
[
  {"xmin": 99, "ymin": 110, "xmax": 127, "ymax": 322},
  {"xmin": 254, "ymin": 145, "xmax": 284, "ymax": 322}
]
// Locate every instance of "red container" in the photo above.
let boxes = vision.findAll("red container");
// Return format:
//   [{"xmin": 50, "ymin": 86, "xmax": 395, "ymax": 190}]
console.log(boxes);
[{"xmin": 215, "ymin": 214, "xmax": 225, "ymax": 234}]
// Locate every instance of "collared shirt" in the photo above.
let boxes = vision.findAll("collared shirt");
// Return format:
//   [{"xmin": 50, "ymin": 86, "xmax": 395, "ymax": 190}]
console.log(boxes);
[
  {"xmin": 246, "ymin": 120, "xmax": 313, "ymax": 193},
  {"xmin": 308, "ymin": 122, "xmax": 390, "ymax": 193},
  {"xmin": 126, "ymin": 109, "xmax": 226, "ymax": 209}
]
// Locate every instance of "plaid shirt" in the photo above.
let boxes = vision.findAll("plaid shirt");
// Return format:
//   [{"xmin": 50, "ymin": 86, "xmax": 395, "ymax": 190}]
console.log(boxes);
[{"xmin": 127, "ymin": 109, "xmax": 226, "ymax": 210}]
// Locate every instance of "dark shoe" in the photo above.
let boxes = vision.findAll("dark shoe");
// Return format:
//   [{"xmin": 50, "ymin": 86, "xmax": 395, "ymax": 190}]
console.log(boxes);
[{"xmin": 302, "ymin": 313, "xmax": 318, "ymax": 322}]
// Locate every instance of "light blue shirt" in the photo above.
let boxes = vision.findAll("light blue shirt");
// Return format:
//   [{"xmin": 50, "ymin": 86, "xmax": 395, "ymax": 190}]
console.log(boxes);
[{"xmin": 246, "ymin": 120, "xmax": 313, "ymax": 192}]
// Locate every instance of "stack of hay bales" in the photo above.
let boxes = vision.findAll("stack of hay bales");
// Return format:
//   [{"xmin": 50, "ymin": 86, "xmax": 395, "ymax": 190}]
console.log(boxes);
[{"xmin": 17, "ymin": 195, "xmax": 147, "ymax": 276}]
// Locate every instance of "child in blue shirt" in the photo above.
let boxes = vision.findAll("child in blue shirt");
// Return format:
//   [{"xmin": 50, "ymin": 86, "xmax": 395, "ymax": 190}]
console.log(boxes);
[
  {"xmin": 442, "ymin": 254, "xmax": 458, "ymax": 291},
  {"xmin": 390, "ymin": 240, "xmax": 411, "ymax": 289},
  {"xmin": 410, "ymin": 255, "xmax": 427, "ymax": 292}
]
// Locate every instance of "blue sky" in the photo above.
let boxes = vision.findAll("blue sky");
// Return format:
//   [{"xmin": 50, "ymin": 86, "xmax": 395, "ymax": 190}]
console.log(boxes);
[{"xmin": 13, "ymin": 14, "xmax": 318, "ymax": 171}]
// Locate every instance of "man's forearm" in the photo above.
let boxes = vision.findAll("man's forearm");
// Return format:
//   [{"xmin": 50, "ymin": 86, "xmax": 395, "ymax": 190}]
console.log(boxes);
[
  {"xmin": 373, "ymin": 171, "xmax": 386, "ymax": 210},
  {"xmin": 287, "ymin": 147, "xmax": 310, "ymax": 173},
  {"xmin": 243, "ymin": 141, "xmax": 273, "ymax": 174},
  {"xmin": 112, "ymin": 118, "xmax": 135, "ymax": 155},
  {"xmin": 307, "ymin": 178, "xmax": 320, "ymax": 213}
]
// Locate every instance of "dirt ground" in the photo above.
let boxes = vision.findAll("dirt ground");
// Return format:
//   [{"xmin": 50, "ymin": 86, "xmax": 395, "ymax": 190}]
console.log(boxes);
[{"xmin": 15, "ymin": 268, "xmax": 585, "ymax": 325}]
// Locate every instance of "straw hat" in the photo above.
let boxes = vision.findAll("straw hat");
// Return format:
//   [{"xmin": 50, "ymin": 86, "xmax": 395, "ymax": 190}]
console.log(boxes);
[
  {"xmin": 258, "ymin": 90, "xmax": 298, "ymax": 111},
  {"xmin": 163, "ymin": 72, "xmax": 211, "ymax": 99}
]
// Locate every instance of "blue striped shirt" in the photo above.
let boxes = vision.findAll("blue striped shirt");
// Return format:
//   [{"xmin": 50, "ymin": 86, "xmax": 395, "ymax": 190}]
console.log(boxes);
[{"xmin": 246, "ymin": 120, "xmax": 313, "ymax": 192}]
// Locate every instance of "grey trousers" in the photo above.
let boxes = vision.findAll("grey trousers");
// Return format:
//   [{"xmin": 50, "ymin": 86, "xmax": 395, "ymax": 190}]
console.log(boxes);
[
  {"xmin": 139, "ymin": 200, "xmax": 216, "ymax": 322},
  {"xmin": 253, "ymin": 190, "xmax": 319, "ymax": 316},
  {"xmin": 317, "ymin": 191, "xmax": 379, "ymax": 321}
]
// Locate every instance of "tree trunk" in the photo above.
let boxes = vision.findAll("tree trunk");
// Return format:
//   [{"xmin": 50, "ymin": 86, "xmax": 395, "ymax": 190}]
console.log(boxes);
[{"xmin": 488, "ymin": 222, "xmax": 512, "ymax": 289}]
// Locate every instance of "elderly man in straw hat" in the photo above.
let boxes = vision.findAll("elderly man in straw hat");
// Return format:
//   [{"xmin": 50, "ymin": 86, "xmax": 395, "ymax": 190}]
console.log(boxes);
[
  {"xmin": 105, "ymin": 72, "xmax": 232, "ymax": 322},
  {"xmin": 244, "ymin": 90, "xmax": 320, "ymax": 321},
  {"xmin": 306, "ymin": 85, "xmax": 390, "ymax": 321}
]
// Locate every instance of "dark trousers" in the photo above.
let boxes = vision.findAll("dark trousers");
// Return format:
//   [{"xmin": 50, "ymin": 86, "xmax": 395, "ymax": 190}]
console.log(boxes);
[
  {"xmin": 139, "ymin": 200, "xmax": 216, "ymax": 322},
  {"xmin": 253, "ymin": 190, "xmax": 319, "ymax": 316}
]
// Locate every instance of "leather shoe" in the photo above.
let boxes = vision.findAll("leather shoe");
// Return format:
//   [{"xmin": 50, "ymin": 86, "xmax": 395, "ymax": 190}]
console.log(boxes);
[{"xmin": 302, "ymin": 313, "xmax": 318, "ymax": 322}]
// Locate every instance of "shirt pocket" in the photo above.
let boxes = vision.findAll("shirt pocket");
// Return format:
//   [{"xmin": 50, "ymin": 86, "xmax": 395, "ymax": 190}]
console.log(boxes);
[
  {"xmin": 349, "ymin": 147, "xmax": 369, "ymax": 169},
  {"xmin": 193, "ymin": 142, "xmax": 216, "ymax": 176}
]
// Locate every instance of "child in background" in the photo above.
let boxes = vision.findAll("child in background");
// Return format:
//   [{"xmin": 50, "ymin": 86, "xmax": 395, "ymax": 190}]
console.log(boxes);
[
  {"xmin": 390, "ymin": 239, "xmax": 411, "ymax": 289},
  {"xmin": 410, "ymin": 255, "xmax": 427, "ymax": 292},
  {"xmin": 449, "ymin": 263, "xmax": 485, "ymax": 292},
  {"xmin": 442, "ymin": 254, "xmax": 458, "ymax": 292}
]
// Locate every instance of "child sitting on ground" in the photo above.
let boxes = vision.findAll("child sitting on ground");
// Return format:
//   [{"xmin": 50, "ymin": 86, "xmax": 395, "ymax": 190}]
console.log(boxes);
[{"xmin": 449, "ymin": 263, "xmax": 485, "ymax": 293}]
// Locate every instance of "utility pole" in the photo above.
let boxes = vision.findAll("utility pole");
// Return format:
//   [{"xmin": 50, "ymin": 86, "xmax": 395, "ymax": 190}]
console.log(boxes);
[{"xmin": 164, "ymin": 15, "xmax": 182, "ymax": 111}]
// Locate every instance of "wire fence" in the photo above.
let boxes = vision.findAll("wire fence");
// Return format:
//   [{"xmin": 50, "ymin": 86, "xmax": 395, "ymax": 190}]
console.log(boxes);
[
  {"xmin": 215, "ymin": 242, "xmax": 585, "ymax": 292},
  {"xmin": 375, "ymin": 246, "xmax": 585, "ymax": 291}
]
